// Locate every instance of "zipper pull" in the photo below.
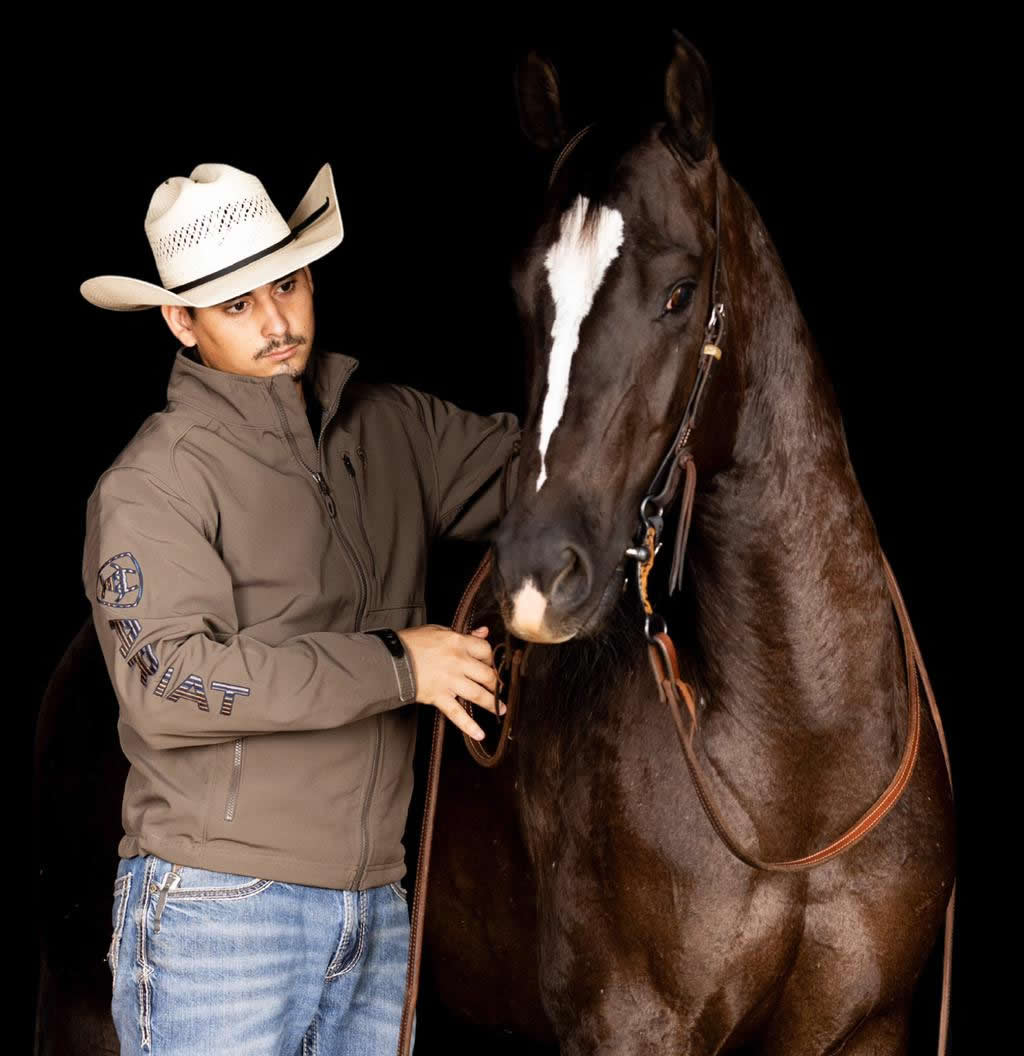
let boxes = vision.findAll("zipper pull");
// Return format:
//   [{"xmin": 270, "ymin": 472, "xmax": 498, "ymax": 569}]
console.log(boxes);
[{"xmin": 313, "ymin": 471, "xmax": 337, "ymax": 518}]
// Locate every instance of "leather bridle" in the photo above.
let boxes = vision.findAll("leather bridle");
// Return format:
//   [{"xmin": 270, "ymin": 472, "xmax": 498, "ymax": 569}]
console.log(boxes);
[{"xmin": 396, "ymin": 122, "xmax": 956, "ymax": 1056}]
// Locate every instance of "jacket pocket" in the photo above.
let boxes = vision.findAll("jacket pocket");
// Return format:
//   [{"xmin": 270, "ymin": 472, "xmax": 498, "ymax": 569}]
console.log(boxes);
[
  {"xmin": 107, "ymin": 872, "xmax": 132, "ymax": 990},
  {"xmin": 343, "ymin": 445, "xmax": 377, "ymax": 581},
  {"xmin": 224, "ymin": 737, "xmax": 246, "ymax": 822}
]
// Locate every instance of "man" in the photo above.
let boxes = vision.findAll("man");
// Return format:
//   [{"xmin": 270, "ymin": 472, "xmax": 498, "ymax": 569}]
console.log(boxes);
[{"xmin": 79, "ymin": 160, "xmax": 521, "ymax": 1054}]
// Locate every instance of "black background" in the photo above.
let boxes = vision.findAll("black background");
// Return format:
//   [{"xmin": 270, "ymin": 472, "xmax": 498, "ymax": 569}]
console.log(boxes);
[{"xmin": 23, "ymin": 16, "xmax": 984, "ymax": 1053}]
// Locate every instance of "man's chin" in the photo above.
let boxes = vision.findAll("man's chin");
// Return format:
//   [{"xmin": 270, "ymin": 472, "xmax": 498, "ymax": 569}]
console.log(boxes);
[{"xmin": 270, "ymin": 356, "xmax": 308, "ymax": 379}]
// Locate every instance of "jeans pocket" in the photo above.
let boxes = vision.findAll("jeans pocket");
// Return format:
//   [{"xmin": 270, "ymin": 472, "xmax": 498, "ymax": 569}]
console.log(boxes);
[
  {"xmin": 152, "ymin": 860, "xmax": 275, "ymax": 901},
  {"xmin": 147, "ymin": 857, "xmax": 276, "ymax": 935},
  {"xmin": 107, "ymin": 872, "xmax": 132, "ymax": 990},
  {"xmin": 387, "ymin": 879, "xmax": 408, "ymax": 905}
]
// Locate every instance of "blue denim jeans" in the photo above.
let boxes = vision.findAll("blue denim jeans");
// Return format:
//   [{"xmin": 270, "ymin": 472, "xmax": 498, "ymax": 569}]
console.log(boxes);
[{"xmin": 106, "ymin": 853, "xmax": 415, "ymax": 1054}]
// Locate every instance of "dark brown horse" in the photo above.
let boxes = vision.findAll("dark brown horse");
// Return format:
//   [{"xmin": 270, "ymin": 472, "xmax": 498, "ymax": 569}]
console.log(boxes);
[{"xmin": 420, "ymin": 32, "xmax": 956, "ymax": 1055}]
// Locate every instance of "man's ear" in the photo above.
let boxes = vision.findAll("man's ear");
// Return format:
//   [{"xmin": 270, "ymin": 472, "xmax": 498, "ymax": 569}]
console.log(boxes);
[{"xmin": 161, "ymin": 304, "xmax": 198, "ymax": 347}]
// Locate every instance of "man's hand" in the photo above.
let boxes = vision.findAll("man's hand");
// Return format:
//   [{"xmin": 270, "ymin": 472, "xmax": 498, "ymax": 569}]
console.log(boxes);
[{"xmin": 396, "ymin": 624, "xmax": 505, "ymax": 740}]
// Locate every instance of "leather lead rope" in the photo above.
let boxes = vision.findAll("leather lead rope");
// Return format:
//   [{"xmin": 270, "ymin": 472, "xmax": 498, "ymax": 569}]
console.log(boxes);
[
  {"xmin": 396, "ymin": 440, "xmax": 525, "ymax": 1056},
  {"xmin": 460, "ymin": 437, "xmax": 532, "ymax": 768}
]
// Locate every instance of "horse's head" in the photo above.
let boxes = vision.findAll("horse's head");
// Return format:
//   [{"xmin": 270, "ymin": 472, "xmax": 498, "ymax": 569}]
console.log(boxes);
[{"xmin": 496, "ymin": 30, "xmax": 739, "ymax": 643}]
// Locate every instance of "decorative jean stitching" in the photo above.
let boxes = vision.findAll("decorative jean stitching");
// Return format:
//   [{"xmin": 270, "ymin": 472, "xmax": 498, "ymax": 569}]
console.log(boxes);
[
  {"xmin": 388, "ymin": 880, "xmax": 408, "ymax": 904},
  {"xmin": 137, "ymin": 857, "xmax": 157, "ymax": 1051},
  {"xmin": 160, "ymin": 879, "xmax": 275, "ymax": 901},
  {"xmin": 302, "ymin": 1011, "xmax": 319, "ymax": 1056},
  {"xmin": 327, "ymin": 889, "xmax": 368, "ymax": 979},
  {"xmin": 324, "ymin": 890, "xmax": 354, "ymax": 978},
  {"xmin": 107, "ymin": 873, "xmax": 132, "ymax": 991}
]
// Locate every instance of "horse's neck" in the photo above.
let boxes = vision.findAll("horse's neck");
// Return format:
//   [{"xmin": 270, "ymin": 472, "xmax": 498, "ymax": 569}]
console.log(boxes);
[{"xmin": 685, "ymin": 186, "xmax": 903, "ymax": 764}]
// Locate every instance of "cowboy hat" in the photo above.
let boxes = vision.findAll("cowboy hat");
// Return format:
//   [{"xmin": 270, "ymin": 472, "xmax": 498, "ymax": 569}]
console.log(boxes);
[{"xmin": 80, "ymin": 161, "xmax": 343, "ymax": 312}]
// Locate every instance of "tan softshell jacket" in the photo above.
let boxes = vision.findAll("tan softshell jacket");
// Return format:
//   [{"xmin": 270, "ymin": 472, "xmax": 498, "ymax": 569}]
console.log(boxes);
[{"xmin": 82, "ymin": 345, "xmax": 522, "ymax": 890}]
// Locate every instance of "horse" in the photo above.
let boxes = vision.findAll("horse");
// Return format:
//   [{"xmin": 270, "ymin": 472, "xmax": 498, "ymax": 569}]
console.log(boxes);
[{"xmin": 418, "ymin": 31, "xmax": 956, "ymax": 1055}]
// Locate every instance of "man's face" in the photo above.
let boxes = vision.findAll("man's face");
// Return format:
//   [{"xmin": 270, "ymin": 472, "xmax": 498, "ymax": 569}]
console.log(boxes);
[{"xmin": 161, "ymin": 265, "xmax": 316, "ymax": 380}]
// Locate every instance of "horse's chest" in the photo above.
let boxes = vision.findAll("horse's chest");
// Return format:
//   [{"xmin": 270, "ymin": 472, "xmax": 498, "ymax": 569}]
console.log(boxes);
[{"xmin": 512, "ymin": 686, "xmax": 808, "ymax": 1032}]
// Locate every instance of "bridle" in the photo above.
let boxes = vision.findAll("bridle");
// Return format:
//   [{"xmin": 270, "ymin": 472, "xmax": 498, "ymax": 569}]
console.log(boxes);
[{"xmin": 397, "ymin": 121, "xmax": 956, "ymax": 1056}]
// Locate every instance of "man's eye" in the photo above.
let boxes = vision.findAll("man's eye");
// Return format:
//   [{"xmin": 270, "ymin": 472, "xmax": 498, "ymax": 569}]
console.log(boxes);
[{"xmin": 223, "ymin": 278, "xmax": 296, "ymax": 315}]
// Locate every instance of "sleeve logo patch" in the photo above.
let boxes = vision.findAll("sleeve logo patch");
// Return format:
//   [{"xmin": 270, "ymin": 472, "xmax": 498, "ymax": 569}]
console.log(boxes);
[{"xmin": 97, "ymin": 552, "xmax": 143, "ymax": 608}]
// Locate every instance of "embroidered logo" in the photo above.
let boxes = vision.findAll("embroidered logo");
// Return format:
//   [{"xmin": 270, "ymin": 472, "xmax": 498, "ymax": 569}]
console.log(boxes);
[
  {"xmin": 165, "ymin": 673, "xmax": 208, "ymax": 710},
  {"xmin": 108, "ymin": 619, "xmax": 159, "ymax": 688},
  {"xmin": 210, "ymin": 682, "xmax": 251, "ymax": 716},
  {"xmin": 97, "ymin": 552, "xmax": 143, "ymax": 608},
  {"xmin": 153, "ymin": 667, "xmax": 251, "ymax": 716}
]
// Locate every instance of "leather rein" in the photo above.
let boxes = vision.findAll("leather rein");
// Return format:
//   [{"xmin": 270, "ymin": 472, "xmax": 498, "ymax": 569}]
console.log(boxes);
[{"xmin": 397, "ymin": 123, "xmax": 956, "ymax": 1056}]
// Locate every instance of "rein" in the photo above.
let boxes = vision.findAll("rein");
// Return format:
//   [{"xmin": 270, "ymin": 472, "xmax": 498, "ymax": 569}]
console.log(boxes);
[{"xmin": 397, "ymin": 123, "xmax": 956, "ymax": 1056}]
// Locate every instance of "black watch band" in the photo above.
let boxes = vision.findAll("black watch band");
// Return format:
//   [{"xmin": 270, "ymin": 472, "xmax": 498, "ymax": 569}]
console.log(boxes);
[{"xmin": 365, "ymin": 627, "xmax": 416, "ymax": 703}]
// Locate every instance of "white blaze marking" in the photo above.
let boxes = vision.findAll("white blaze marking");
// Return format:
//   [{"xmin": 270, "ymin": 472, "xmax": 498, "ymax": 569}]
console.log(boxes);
[{"xmin": 536, "ymin": 194, "xmax": 625, "ymax": 492}]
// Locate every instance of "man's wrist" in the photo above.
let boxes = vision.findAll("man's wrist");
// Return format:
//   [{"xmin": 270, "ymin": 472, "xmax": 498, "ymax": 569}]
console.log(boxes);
[{"xmin": 365, "ymin": 628, "xmax": 416, "ymax": 703}]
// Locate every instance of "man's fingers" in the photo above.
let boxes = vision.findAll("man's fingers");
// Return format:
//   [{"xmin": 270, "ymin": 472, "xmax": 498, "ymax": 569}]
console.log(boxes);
[
  {"xmin": 455, "ymin": 676, "xmax": 503, "ymax": 716},
  {"xmin": 464, "ymin": 635, "xmax": 496, "ymax": 664},
  {"xmin": 436, "ymin": 695, "xmax": 486, "ymax": 740},
  {"xmin": 466, "ymin": 657, "xmax": 499, "ymax": 693}
]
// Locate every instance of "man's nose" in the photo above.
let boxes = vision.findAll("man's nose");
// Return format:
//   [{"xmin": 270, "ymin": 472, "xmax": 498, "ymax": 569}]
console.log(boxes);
[{"xmin": 261, "ymin": 300, "xmax": 289, "ymax": 336}]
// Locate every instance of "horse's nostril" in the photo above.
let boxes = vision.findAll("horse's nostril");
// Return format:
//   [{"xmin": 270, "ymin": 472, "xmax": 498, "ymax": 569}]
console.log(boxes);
[{"xmin": 549, "ymin": 543, "xmax": 590, "ymax": 608}]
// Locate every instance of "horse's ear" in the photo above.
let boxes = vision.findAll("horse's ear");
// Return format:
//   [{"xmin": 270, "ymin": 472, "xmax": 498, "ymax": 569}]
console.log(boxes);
[
  {"xmin": 513, "ymin": 48, "xmax": 568, "ymax": 154},
  {"xmin": 663, "ymin": 27, "xmax": 714, "ymax": 165}
]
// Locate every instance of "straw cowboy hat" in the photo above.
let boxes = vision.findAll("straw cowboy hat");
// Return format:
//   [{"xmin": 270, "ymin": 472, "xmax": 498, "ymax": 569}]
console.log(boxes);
[{"xmin": 80, "ymin": 162, "xmax": 343, "ymax": 311}]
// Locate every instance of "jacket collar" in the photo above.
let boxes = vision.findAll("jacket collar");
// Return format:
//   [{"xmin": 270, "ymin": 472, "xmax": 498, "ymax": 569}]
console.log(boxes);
[{"xmin": 166, "ymin": 344, "xmax": 361, "ymax": 429}]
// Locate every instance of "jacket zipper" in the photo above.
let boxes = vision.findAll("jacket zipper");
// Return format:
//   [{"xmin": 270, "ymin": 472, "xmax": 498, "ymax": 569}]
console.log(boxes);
[
  {"xmin": 350, "ymin": 449, "xmax": 382, "ymax": 886},
  {"xmin": 342, "ymin": 449, "xmax": 376, "ymax": 580},
  {"xmin": 269, "ymin": 382, "xmax": 370, "ymax": 631},
  {"xmin": 269, "ymin": 378, "xmax": 383, "ymax": 887},
  {"xmin": 224, "ymin": 737, "xmax": 245, "ymax": 821}
]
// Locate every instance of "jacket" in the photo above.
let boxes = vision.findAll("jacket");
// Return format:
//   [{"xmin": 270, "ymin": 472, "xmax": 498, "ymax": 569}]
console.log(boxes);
[{"xmin": 82, "ymin": 344, "xmax": 522, "ymax": 890}]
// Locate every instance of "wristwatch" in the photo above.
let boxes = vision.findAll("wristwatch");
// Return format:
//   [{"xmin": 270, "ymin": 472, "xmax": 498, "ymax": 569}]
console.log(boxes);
[{"xmin": 365, "ymin": 627, "xmax": 417, "ymax": 703}]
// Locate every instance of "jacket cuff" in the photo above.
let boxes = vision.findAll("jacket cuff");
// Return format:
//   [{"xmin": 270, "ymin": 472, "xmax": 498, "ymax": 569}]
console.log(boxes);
[
  {"xmin": 362, "ymin": 630, "xmax": 417, "ymax": 704},
  {"xmin": 360, "ymin": 632, "xmax": 414, "ymax": 707}
]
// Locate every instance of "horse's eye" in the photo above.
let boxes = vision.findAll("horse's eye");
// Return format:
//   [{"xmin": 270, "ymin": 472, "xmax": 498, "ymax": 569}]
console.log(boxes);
[{"xmin": 665, "ymin": 282, "xmax": 695, "ymax": 314}]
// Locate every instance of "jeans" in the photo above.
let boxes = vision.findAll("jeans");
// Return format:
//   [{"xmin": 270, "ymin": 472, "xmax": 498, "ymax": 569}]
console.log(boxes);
[{"xmin": 106, "ymin": 852, "xmax": 415, "ymax": 1055}]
